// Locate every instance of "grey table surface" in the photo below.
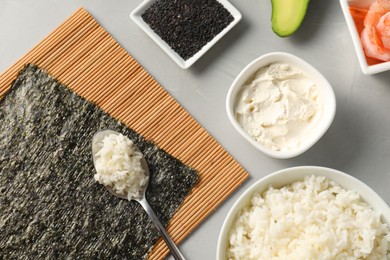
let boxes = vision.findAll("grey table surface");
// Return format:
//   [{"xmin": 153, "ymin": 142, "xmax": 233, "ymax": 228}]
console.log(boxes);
[{"xmin": 1, "ymin": 0, "xmax": 389, "ymax": 259}]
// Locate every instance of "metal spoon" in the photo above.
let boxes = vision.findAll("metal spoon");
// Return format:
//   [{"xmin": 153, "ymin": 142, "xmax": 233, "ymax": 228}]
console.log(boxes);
[{"xmin": 92, "ymin": 129, "xmax": 185, "ymax": 260}]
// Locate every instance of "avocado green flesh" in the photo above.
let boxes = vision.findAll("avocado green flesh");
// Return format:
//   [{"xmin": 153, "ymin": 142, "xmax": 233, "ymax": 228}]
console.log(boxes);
[{"xmin": 271, "ymin": 0, "xmax": 310, "ymax": 37}]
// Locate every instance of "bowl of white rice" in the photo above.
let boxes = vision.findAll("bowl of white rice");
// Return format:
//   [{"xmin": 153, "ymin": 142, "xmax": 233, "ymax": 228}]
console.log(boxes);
[{"xmin": 217, "ymin": 166, "xmax": 390, "ymax": 259}]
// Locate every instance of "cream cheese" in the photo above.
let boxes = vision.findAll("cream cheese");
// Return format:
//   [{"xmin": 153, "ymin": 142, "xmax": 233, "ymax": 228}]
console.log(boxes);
[{"xmin": 235, "ymin": 63, "xmax": 323, "ymax": 152}]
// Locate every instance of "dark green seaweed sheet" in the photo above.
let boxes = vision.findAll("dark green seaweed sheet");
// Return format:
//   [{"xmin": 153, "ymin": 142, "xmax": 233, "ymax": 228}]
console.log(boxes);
[{"xmin": 0, "ymin": 64, "xmax": 199, "ymax": 259}]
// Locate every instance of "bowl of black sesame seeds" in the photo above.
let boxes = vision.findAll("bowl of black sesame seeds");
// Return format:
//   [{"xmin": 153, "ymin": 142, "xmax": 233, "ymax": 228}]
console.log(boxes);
[{"xmin": 130, "ymin": 0, "xmax": 241, "ymax": 69}]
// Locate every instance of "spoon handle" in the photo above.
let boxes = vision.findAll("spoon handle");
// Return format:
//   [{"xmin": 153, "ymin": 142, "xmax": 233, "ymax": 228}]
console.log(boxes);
[{"xmin": 138, "ymin": 197, "xmax": 186, "ymax": 260}]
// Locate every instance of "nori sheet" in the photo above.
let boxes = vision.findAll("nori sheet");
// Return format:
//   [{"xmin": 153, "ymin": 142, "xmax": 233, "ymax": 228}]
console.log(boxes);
[{"xmin": 0, "ymin": 64, "xmax": 199, "ymax": 259}]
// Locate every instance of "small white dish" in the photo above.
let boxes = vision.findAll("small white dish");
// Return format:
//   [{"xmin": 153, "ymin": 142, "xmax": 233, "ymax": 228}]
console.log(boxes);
[
  {"xmin": 340, "ymin": 0, "xmax": 390, "ymax": 75},
  {"xmin": 226, "ymin": 52, "xmax": 336, "ymax": 159},
  {"xmin": 130, "ymin": 0, "xmax": 242, "ymax": 69},
  {"xmin": 217, "ymin": 166, "xmax": 390, "ymax": 260}
]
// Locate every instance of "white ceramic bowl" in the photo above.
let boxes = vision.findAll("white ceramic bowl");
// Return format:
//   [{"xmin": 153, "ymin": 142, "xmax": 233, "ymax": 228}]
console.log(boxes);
[
  {"xmin": 340, "ymin": 0, "xmax": 390, "ymax": 75},
  {"xmin": 130, "ymin": 0, "xmax": 241, "ymax": 69},
  {"xmin": 217, "ymin": 166, "xmax": 390, "ymax": 260},
  {"xmin": 226, "ymin": 52, "xmax": 336, "ymax": 159}
]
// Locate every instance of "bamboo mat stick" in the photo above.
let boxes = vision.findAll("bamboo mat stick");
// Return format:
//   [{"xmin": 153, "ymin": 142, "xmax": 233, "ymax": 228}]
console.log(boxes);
[{"xmin": 0, "ymin": 8, "xmax": 249, "ymax": 259}]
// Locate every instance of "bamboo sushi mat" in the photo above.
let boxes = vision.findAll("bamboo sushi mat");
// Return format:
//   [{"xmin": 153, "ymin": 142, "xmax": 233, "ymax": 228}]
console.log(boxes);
[{"xmin": 0, "ymin": 8, "xmax": 248, "ymax": 259}]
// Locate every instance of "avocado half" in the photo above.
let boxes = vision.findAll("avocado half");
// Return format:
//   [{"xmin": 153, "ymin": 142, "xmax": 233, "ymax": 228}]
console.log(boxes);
[{"xmin": 271, "ymin": 0, "xmax": 310, "ymax": 37}]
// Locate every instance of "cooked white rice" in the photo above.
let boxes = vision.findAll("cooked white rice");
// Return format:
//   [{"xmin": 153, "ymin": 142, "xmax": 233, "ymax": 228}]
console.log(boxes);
[
  {"xmin": 94, "ymin": 133, "xmax": 148, "ymax": 200},
  {"xmin": 227, "ymin": 175, "xmax": 390, "ymax": 259}
]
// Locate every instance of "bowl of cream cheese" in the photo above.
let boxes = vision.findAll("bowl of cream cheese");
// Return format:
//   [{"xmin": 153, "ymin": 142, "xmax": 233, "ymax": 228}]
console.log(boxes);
[{"xmin": 226, "ymin": 52, "xmax": 336, "ymax": 159}]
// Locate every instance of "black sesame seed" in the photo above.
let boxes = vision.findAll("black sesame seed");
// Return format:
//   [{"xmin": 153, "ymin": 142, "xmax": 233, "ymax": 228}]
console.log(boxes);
[{"xmin": 142, "ymin": 0, "xmax": 234, "ymax": 61}]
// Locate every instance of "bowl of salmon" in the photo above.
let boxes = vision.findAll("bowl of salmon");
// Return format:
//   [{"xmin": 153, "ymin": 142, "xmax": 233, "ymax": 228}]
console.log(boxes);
[{"xmin": 340, "ymin": 0, "xmax": 390, "ymax": 75}]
